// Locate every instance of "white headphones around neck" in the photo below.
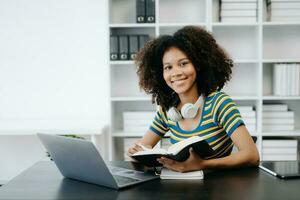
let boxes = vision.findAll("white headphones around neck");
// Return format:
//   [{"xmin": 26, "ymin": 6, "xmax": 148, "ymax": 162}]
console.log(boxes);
[{"xmin": 167, "ymin": 95, "xmax": 204, "ymax": 122}]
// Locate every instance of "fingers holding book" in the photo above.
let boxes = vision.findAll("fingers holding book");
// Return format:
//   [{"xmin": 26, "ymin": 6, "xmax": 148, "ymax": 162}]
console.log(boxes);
[{"xmin": 157, "ymin": 148, "xmax": 206, "ymax": 173}]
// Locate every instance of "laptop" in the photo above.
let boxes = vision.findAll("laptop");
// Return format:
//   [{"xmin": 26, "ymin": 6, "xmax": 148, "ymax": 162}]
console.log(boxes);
[
  {"xmin": 37, "ymin": 133, "xmax": 159, "ymax": 189},
  {"xmin": 259, "ymin": 161, "xmax": 300, "ymax": 179}
]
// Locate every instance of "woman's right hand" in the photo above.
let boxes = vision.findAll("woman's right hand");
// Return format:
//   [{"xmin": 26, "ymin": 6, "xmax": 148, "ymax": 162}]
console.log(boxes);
[{"xmin": 127, "ymin": 140, "xmax": 150, "ymax": 157}]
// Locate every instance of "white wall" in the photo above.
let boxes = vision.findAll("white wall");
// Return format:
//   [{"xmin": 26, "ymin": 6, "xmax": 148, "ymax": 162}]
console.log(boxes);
[{"xmin": 0, "ymin": 0, "xmax": 109, "ymax": 182}]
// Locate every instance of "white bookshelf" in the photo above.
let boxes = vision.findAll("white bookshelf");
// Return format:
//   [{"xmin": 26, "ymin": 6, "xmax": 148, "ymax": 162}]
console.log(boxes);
[{"xmin": 108, "ymin": 0, "xmax": 300, "ymax": 161}]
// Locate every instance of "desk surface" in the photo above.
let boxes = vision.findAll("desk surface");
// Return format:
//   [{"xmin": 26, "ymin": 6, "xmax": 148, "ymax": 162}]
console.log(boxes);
[{"xmin": 0, "ymin": 161, "xmax": 300, "ymax": 200}]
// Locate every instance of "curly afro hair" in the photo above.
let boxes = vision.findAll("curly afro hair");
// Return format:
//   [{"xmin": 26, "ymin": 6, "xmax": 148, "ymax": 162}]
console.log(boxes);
[{"xmin": 135, "ymin": 26, "xmax": 233, "ymax": 110}]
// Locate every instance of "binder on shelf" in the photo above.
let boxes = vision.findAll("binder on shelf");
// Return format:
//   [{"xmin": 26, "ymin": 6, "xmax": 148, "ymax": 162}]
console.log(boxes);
[
  {"xmin": 138, "ymin": 35, "xmax": 150, "ymax": 50},
  {"xmin": 129, "ymin": 35, "xmax": 139, "ymax": 60},
  {"xmin": 118, "ymin": 35, "xmax": 129, "ymax": 60},
  {"xmin": 110, "ymin": 35, "xmax": 119, "ymax": 61},
  {"xmin": 136, "ymin": 0, "xmax": 146, "ymax": 23},
  {"xmin": 145, "ymin": 0, "xmax": 155, "ymax": 23}
]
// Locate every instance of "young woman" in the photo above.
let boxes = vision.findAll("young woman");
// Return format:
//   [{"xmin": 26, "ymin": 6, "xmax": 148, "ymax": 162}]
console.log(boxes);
[{"xmin": 127, "ymin": 26, "xmax": 259, "ymax": 172}]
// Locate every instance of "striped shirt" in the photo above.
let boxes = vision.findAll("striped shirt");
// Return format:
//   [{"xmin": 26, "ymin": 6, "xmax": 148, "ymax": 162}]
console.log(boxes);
[{"xmin": 149, "ymin": 91, "xmax": 245, "ymax": 159}]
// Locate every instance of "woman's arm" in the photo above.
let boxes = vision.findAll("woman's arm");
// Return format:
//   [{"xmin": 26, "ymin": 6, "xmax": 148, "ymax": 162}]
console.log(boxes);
[
  {"xmin": 203, "ymin": 125, "xmax": 260, "ymax": 169},
  {"xmin": 158, "ymin": 125, "xmax": 260, "ymax": 172},
  {"xmin": 127, "ymin": 130, "xmax": 162, "ymax": 156}
]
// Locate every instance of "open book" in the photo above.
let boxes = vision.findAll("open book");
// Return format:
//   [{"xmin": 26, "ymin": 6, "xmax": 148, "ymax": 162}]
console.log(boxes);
[
  {"xmin": 160, "ymin": 168, "xmax": 203, "ymax": 180},
  {"xmin": 131, "ymin": 136, "xmax": 215, "ymax": 167}
]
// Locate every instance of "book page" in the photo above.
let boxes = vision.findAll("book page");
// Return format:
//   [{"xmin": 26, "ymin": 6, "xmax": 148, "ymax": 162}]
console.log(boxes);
[
  {"xmin": 132, "ymin": 148, "xmax": 168, "ymax": 156},
  {"xmin": 167, "ymin": 136, "xmax": 203, "ymax": 155}
]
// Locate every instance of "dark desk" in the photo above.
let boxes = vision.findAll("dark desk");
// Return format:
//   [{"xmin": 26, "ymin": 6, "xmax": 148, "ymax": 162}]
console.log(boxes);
[{"xmin": 0, "ymin": 161, "xmax": 300, "ymax": 200}]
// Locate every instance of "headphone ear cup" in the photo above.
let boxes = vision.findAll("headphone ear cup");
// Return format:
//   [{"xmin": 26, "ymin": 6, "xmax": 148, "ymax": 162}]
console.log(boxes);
[
  {"xmin": 167, "ymin": 107, "xmax": 182, "ymax": 122},
  {"xmin": 181, "ymin": 103, "xmax": 198, "ymax": 119}
]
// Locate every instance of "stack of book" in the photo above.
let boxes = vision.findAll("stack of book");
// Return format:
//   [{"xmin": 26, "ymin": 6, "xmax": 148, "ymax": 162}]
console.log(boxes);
[
  {"xmin": 220, "ymin": 0, "xmax": 258, "ymax": 23},
  {"xmin": 262, "ymin": 104, "xmax": 294, "ymax": 131},
  {"xmin": 136, "ymin": 0, "xmax": 155, "ymax": 23},
  {"xmin": 238, "ymin": 106, "xmax": 256, "ymax": 132},
  {"xmin": 123, "ymin": 137, "xmax": 161, "ymax": 161},
  {"xmin": 110, "ymin": 34, "xmax": 150, "ymax": 61},
  {"xmin": 273, "ymin": 63, "xmax": 300, "ymax": 96},
  {"xmin": 123, "ymin": 111, "xmax": 156, "ymax": 134},
  {"xmin": 267, "ymin": 0, "xmax": 300, "ymax": 22},
  {"xmin": 262, "ymin": 138, "xmax": 298, "ymax": 161}
]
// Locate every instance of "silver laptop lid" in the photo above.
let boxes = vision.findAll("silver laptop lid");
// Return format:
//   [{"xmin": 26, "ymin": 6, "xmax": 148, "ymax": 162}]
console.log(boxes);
[{"xmin": 37, "ymin": 133, "xmax": 118, "ymax": 189}]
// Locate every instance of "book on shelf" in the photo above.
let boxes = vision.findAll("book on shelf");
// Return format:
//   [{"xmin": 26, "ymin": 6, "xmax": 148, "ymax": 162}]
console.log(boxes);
[
  {"xmin": 131, "ymin": 136, "xmax": 215, "ymax": 167},
  {"xmin": 263, "ymin": 147, "xmax": 297, "ymax": 154},
  {"xmin": 271, "ymin": 16, "xmax": 300, "ymax": 21},
  {"xmin": 129, "ymin": 35, "xmax": 138, "ymax": 60},
  {"xmin": 145, "ymin": 0, "xmax": 155, "ymax": 23},
  {"xmin": 269, "ymin": 2, "xmax": 300, "ymax": 9},
  {"xmin": 240, "ymin": 111, "xmax": 256, "ymax": 118},
  {"xmin": 262, "ymin": 139, "xmax": 297, "ymax": 148},
  {"xmin": 221, "ymin": 0, "xmax": 257, "ymax": 2},
  {"xmin": 271, "ymin": 9, "xmax": 300, "ymax": 17},
  {"xmin": 263, "ymin": 154, "xmax": 297, "ymax": 161},
  {"xmin": 220, "ymin": 9, "xmax": 257, "ymax": 17},
  {"xmin": 136, "ymin": 0, "xmax": 146, "ymax": 23},
  {"xmin": 237, "ymin": 106, "xmax": 253, "ymax": 112},
  {"xmin": 263, "ymin": 111, "xmax": 294, "ymax": 118},
  {"xmin": 263, "ymin": 118, "xmax": 294, "ymax": 125},
  {"xmin": 263, "ymin": 124, "xmax": 294, "ymax": 131},
  {"xmin": 221, "ymin": 2, "xmax": 257, "ymax": 10},
  {"xmin": 118, "ymin": 35, "xmax": 129, "ymax": 60},
  {"xmin": 263, "ymin": 104, "xmax": 288, "ymax": 112},
  {"xmin": 221, "ymin": 16, "xmax": 257, "ymax": 23},
  {"xmin": 110, "ymin": 35, "xmax": 119, "ymax": 61},
  {"xmin": 124, "ymin": 119, "xmax": 150, "ymax": 127},
  {"xmin": 160, "ymin": 168, "xmax": 204, "ymax": 180}
]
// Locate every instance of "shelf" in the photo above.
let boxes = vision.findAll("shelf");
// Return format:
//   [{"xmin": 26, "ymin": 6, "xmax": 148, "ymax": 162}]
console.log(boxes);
[
  {"xmin": 263, "ymin": 96, "xmax": 300, "ymax": 100},
  {"xmin": 263, "ymin": 59, "xmax": 300, "ymax": 63},
  {"xmin": 263, "ymin": 22, "xmax": 300, "ymax": 26},
  {"xmin": 109, "ymin": 0, "xmax": 300, "ymax": 160},
  {"xmin": 112, "ymin": 132, "xmax": 144, "ymax": 137},
  {"xmin": 212, "ymin": 22, "xmax": 258, "ymax": 27},
  {"xmin": 111, "ymin": 96, "xmax": 151, "ymax": 101},
  {"xmin": 112, "ymin": 131, "xmax": 170, "ymax": 137},
  {"xmin": 110, "ymin": 60, "xmax": 135, "ymax": 65},
  {"xmin": 159, "ymin": 22, "xmax": 206, "ymax": 27},
  {"xmin": 234, "ymin": 59, "xmax": 259, "ymax": 63},
  {"xmin": 230, "ymin": 96, "xmax": 259, "ymax": 100},
  {"xmin": 262, "ymin": 130, "xmax": 300, "ymax": 137},
  {"xmin": 109, "ymin": 23, "xmax": 156, "ymax": 28}
]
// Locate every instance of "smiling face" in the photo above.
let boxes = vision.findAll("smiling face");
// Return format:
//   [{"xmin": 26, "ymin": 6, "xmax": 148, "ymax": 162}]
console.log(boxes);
[{"xmin": 162, "ymin": 47, "xmax": 198, "ymax": 96}]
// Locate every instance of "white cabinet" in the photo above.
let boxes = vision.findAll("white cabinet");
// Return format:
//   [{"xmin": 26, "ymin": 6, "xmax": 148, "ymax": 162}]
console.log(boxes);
[{"xmin": 109, "ymin": 0, "xmax": 300, "ymax": 161}]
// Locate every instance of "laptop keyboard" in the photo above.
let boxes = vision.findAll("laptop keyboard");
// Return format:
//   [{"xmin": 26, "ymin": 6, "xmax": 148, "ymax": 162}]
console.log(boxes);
[{"xmin": 113, "ymin": 174, "xmax": 140, "ymax": 185}]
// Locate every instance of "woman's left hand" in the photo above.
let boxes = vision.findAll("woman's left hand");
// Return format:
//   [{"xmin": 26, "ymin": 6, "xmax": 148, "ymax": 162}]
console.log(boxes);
[{"xmin": 157, "ymin": 148, "xmax": 207, "ymax": 172}]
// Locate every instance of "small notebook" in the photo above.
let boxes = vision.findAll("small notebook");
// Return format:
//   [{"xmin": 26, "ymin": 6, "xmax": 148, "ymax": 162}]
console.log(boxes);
[{"xmin": 160, "ymin": 168, "xmax": 204, "ymax": 180}]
